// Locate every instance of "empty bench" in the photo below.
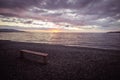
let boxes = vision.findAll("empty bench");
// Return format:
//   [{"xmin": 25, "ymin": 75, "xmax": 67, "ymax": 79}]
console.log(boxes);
[{"xmin": 20, "ymin": 50, "xmax": 48, "ymax": 64}]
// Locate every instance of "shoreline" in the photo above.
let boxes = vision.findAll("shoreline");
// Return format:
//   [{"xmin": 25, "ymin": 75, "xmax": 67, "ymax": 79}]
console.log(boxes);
[
  {"xmin": 65, "ymin": 44, "xmax": 120, "ymax": 51},
  {"xmin": 1, "ymin": 40, "xmax": 120, "ymax": 52}
]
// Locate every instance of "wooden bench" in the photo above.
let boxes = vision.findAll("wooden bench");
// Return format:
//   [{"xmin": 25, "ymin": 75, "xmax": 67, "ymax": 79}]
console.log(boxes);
[{"xmin": 20, "ymin": 50, "xmax": 48, "ymax": 64}]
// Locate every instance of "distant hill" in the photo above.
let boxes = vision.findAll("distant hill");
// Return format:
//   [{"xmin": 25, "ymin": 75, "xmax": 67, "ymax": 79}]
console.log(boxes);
[
  {"xmin": 107, "ymin": 31, "xmax": 120, "ymax": 33},
  {"xmin": 0, "ymin": 29, "xmax": 24, "ymax": 32}
]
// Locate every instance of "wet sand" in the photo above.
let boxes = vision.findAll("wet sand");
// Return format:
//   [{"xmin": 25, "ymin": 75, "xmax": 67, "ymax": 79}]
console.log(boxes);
[{"xmin": 0, "ymin": 40, "xmax": 120, "ymax": 80}]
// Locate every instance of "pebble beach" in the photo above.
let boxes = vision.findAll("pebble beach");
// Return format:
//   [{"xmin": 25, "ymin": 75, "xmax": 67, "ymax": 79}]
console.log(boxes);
[{"xmin": 0, "ymin": 40, "xmax": 120, "ymax": 80}]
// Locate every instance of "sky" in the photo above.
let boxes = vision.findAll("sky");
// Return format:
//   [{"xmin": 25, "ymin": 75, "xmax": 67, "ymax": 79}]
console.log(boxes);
[{"xmin": 0, "ymin": 0, "xmax": 120, "ymax": 32}]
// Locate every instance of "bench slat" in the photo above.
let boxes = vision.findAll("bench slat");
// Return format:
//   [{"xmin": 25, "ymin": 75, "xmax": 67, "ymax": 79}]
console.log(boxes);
[
  {"xmin": 20, "ymin": 49, "xmax": 48, "ymax": 64},
  {"xmin": 21, "ymin": 50, "xmax": 48, "ymax": 56}
]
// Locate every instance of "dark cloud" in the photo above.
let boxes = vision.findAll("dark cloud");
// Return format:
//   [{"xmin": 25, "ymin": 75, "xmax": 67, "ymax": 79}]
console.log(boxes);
[
  {"xmin": 32, "ymin": 9, "xmax": 48, "ymax": 13},
  {"xmin": 41, "ymin": 0, "xmax": 120, "ymax": 19},
  {"xmin": 39, "ymin": 0, "xmax": 98, "ymax": 9},
  {"xmin": 0, "ymin": 0, "xmax": 36, "ymax": 9},
  {"xmin": 0, "ymin": 0, "xmax": 120, "ymax": 17},
  {"xmin": 0, "ymin": 13, "xmax": 18, "ymax": 17}
]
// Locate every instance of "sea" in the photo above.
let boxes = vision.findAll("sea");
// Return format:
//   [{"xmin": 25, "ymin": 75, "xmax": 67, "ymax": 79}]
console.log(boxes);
[{"xmin": 0, "ymin": 32, "xmax": 120, "ymax": 50}]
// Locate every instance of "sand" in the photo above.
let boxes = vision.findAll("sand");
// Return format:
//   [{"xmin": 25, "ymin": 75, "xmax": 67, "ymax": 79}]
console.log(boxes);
[{"xmin": 0, "ymin": 40, "xmax": 120, "ymax": 80}]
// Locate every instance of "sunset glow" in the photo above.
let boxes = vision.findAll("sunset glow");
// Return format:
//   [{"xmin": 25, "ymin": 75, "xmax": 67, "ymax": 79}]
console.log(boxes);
[{"xmin": 49, "ymin": 29, "xmax": 62, "ymax": 33}]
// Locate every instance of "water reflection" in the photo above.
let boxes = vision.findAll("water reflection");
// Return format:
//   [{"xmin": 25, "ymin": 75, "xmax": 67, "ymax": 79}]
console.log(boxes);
[{"xmin": 0, "ymin": 32, "xmax": 120, "ymax": 50}]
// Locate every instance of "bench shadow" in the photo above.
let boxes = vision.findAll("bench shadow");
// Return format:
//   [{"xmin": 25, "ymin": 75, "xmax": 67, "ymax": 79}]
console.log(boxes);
[{"xmin": 17, "ymin": 57, "xmax": 48, "ymax": 66}]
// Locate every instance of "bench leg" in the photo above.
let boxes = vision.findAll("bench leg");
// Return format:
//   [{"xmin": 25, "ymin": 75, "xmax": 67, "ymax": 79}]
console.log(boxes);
[
  {"xmin": 43, "ymin": 56, "xmax": 47, "ymax": 64},
  {"xmin": 20, "ymin": 51, "xmax": 24, "ymax": 59}
]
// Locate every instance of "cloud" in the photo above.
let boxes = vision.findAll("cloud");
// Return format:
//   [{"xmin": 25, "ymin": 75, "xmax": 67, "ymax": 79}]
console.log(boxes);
[
  {"xmin": 0, "ymin": 0, "xmax": 120, "ymax": 32},
  {"xmin": 0, "ymin": 0, "xmax": 36, "ymax": 9}
]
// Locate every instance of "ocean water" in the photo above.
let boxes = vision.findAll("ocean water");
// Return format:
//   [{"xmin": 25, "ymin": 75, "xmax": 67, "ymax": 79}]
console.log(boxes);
[{"xmin": 0, "ymin": 32, "xmax": 120, "ymax": 50}]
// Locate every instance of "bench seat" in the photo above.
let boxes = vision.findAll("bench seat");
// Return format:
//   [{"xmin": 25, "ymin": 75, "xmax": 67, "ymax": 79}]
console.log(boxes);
[{"xmin": 20, "ymin": 50, "xmax": 48, "ymax": 64}]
